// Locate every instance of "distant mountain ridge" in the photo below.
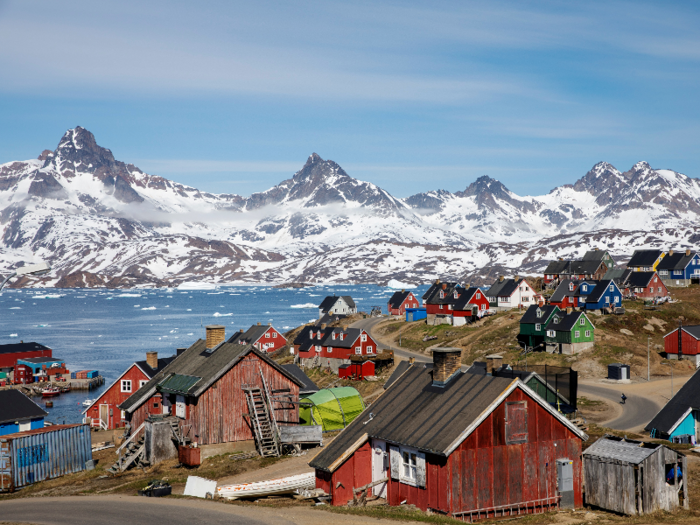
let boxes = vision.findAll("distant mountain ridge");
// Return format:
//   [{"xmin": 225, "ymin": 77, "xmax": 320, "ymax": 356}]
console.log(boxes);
[{"xmin": 0, "ymin": 127, "xmax": 698, "ymax": 288}]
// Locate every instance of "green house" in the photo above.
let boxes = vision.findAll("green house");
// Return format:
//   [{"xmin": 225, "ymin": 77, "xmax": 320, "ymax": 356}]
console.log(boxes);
[
  {"xmin": 518, "ymin": 304, "xmax": 560, "ymax": 350},
  {"xmin": 544, "ymin": 310, "xmax": 595, "ymax": 355}
]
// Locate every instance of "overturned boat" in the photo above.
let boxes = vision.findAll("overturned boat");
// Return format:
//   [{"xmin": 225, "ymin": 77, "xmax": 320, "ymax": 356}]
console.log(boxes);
[{"xmin": 217, "ymin": 472, "xmax": 315, "ymax": 500}]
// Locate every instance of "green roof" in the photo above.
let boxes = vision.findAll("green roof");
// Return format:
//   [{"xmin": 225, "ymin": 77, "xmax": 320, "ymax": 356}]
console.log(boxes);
[{"xmin": 158, "ymin": 373, "xmax": 201, "ymax": 395}]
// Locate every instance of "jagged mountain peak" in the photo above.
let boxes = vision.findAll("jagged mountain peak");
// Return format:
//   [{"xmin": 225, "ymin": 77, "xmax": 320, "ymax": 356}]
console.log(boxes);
[
  {"xmin": 456, "ymin": 175, "xmax": 511, "ymax": 198},
  {"xmin": 292, "ymin": 152, "xmax": 348, "ymax": 184},
  {"xmin": 49, "ymin": 126, "xmax": 118, "ymax": 175}
]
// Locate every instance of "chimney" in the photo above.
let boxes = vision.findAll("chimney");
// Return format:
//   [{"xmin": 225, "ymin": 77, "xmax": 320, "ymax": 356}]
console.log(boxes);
[
  {"xmin": 436, "ymin": 279, "xmax": 440, "ymax": 284},
  {"xmin": 409, "ymin": 357, "xmax": 415, "ymax": 364},
  {"xmin": 499, "ymin": 275, "xmax": 504, "ymax": 282},
  {"xmin": 558, "ymin": 257, "xmax": 563, "ymax": 261},
  {"xmin": 669, "ymin": 249, "xmax": 674, "ymax": 256},
  {"xmin": 146, "ymin": 351, "xmax": 158, "ymax": 370},
  {"xmin": 341, "ymin": 324, "xmax": 349, "ymax": 331},
  {"xmin": 432, "ymin": 348, "xmax": 462, "ymax": 386},
  {"xmin": 566, "ymin": 307, "xmax": 573, "ymax": 314},
  {"xmin": 401, "ymin": 289, "xmax": 405, "ymax": 292},
  {"xmin": 257, "ymin": 322, "xmax": 261, "ymax": 326},
  {"xmin": 321, "ymin": 323, "xmax": 327, "ymax": 329},
  {"xmin": 514, "ymin": 275, "xmax": 519, "ymax": 281},
  {"xmin": 268, "ymin": 323, "xmax": 272, "ymax": 326},
  {"xmin": 442, "ymin": 283, "xmax": 447, "ymax": 290},
  {"xmin": 176, "ymin": 347, "xmax": 187, "ymax": 356},
  {"xmin": 686, "ymin": 249, "xmax": 691, "ymax": 256},
  {"xmin": 206, "ymin": 325, "xmax": 226, "ymax": 349},
  {"xmin": 485, "ymin": 354, "xmax": 503, "ymax": 375}
]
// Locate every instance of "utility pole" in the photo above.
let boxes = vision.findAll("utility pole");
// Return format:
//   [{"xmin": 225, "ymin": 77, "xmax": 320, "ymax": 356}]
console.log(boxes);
[{"xmin": 647, "ymin": 336, "xmax": 650, "ymax": 382}]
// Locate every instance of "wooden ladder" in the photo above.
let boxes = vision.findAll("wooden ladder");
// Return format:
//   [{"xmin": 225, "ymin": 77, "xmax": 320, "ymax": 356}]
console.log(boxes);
[{"xmin": 244, "ymin": 386, "xmax": 280, "ymax": 457}]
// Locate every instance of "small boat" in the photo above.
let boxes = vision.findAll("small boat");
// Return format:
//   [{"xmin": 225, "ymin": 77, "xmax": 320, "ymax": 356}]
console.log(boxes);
[
  {"xmin": 82, "ymin": 399, "xmax": 95, "ymax": 407},
  {"xmin": 41, "ymin": 386, "xmax": 61, "ymax": 397},
  {"xmin": 217, "ymin": 472, "xmax": 315, "ymax": 500}
]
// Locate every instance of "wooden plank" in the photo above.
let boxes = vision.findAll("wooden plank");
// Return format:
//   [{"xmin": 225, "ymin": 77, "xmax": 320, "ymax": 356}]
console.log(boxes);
[
  {"xmin": 492, "ymin": 446, "xmax": 508, "ymax": 507},
  {"xmin": 508, "ymin": 445, "xmax": 523, "ymax": 505}
]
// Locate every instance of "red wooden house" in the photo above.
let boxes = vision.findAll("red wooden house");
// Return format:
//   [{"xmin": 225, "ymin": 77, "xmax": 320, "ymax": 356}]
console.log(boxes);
[
  {"xmin": 119, "ymin": 325, "xmax": 303, "ymax": 445},
  {"xmin": 339, "ymin": 360, "xmax": 375, "ymax": 380},
  {"xmin": 623, "ymin": 272, "xmax": 668, "ymax": 300},
  {"xmin": 664, "ymin": 325, "xmax": 700, "ymax": 368},
  {"xmin": 295, "ymin": 324, "xmax": 378, "ymax": 373},
  {"xmin": 83, "ymin": 351, "xmax": 176, "ymax": 430},
  {"xmin": 452, "ymin": 287, "xmax": 490, "ymax": 319},
  {"xmin": 424, "ymin": 282, "xmax": 489, "ymax": 325},
  {"xmin": 388, "ymin": 290, "xmax": 419, "ymax": 316},
  {"xmin": 310, "ymin": 348, "xmax": 587, "ymax": 518},
  {"xmin": 228, "ymin": 323, "xmax": 287, "ymax": 353}
]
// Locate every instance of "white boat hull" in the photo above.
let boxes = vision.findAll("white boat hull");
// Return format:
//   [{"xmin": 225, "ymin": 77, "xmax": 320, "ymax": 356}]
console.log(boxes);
[{"xmin": 217, "ymin": 472, "xmax": 315, "ymax": 500}]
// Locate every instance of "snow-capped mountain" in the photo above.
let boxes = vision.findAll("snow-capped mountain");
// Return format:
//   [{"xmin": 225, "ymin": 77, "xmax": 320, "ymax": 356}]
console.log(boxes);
[{"xmin": 1, "ymin": 127, "xmax": 699, "ymax": 288}]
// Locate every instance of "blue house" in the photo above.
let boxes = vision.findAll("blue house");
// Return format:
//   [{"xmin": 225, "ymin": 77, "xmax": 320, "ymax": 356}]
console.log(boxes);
[
  {"xmin": 582, "ymin": 279, "xmax": 622, "ymax": 311},
  {"xmin": 0, "ymin": 390, "xmax": 48, "ymax": 436},
  {"xmin": 646, "ymin": 367, "xmax": 700, "ymax": 442},
  {"xmin": 657, "ymin": 249, "xmax": 700, "ymax": 287}
]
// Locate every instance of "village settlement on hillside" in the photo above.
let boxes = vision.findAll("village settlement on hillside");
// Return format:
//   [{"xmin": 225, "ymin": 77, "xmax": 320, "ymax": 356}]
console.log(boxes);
[{"xmin": 2, "ymin": 247, "xmax": 699, "ymax": 522}]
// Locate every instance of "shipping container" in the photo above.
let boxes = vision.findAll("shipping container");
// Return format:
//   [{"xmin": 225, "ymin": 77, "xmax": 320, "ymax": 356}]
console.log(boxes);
[
  {"xmin": 0, "ymin": 424, "xmax": 92, "ymax": 492},
  {"xmin": 87, "ymin": 370, "xmax": 99, "ymax": 379},
  {"xmin": 70, "ymin": 372, "xmax": 76, "ymax": 379}
]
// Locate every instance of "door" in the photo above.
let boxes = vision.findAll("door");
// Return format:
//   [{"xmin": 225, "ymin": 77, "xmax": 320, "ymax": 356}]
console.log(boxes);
[
  {"xmin": 99, "ymin": 404, "xmax": 109, "ymax": 428},
  {"xmin": 372, "ymin": 439, "xmax": 388, "ymax": 497}
]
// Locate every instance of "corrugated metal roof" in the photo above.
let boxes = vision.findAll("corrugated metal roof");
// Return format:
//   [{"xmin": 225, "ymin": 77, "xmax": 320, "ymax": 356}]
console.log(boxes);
[
  {"xmin": 583, "ymin": 437, "xmax": 657, "ymax": 464},
  {"xmin": 646, "ymin": 366, "xmax": 700, "ymax": 434},
  {"xmin": 159, "ymin": 373, "xmax": 201, "ymax": 395},
  {"xmin": 0, "ymin": 342, "xmax": 51, "ymax": 356},
  {"xmin": 0, "ymin": 390, "xmax": 48, "ymax": 425}
]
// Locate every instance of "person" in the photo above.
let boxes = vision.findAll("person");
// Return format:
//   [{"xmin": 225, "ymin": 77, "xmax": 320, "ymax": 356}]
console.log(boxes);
[
  {"xmin": 621, "ymin": 393, "xmax": 627, "ymax": 404},
  {"xmin": 667, "ymin": 464, "xmax": 682, "ymax": 484}
]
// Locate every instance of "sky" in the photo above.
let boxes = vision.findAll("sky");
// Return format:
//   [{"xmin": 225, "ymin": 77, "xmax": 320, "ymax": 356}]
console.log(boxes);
[{"xmin": 0, "ymin": 0, "xmax": 698, "ymax": 197}]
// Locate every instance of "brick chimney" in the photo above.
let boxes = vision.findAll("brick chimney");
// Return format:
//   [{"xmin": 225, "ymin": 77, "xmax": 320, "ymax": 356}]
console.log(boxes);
[
  {"xmin": 206, "ymin": 325, "xmax": 226, "ymax": 349},
  {"xmin": 686, "ymin": 249, "xmax": 691, "ymax": 256},
  {"xmin": 669, "ymin": 249, "xmax": 674, "ymax": 256},
  {"xmin": 257, "ymin": 322, "xmax": 261, "ymax": 326},
  {"xmin": 485, "ymin": 354, "xmax": 503, "ymax": 375},
  {"xmin": 433, "ymin": 348, "xmax": 462, "ymax": 386},
  {"xmin": 442, "ymin": 283, "xmax": 447, "ymax": 290},
  {"xmin": 566, "ymin": 307, "xmax": 573, "ymax": 314},
  {"xmin": 321, "ymin": 323, "xmax": 327, "ymax": 329},
  {"xmin": 146, "ymin": 351, "xmax": 158, "ymax": 370},
  {"xmin": 499, "ymin": 275, "xmax": 504, "ymax": 282}
]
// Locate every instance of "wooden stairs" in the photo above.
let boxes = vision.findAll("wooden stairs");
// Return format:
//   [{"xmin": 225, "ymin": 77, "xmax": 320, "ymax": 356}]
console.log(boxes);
[{"xmin": 244, "ymin": 374, "xmax": 281, "ymax": 458}]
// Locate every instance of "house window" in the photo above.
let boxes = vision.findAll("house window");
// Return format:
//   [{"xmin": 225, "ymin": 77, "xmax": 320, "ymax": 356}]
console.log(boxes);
[
  {"xmin": 176, "ymin": 395, "xmax": 186, "ymax": 419},
  {"xmin": 579, "ymin": 318, "xmax": 585, "ymax": 325},
  {"xmin": 569, "ymin": 283, "xmax": 574, "ymax": 291},
  {"xmin": 439, "ymin": 291, "xmax": 444, "ymax": 299},
  {"xmin": 535, "ymin": 323, "xmax": 541, "ymax": 331},
  {"xmin": 505, "ymin": 401, "xmax": 528, "ymax": 444},
  {"xmin": 317, "ymin": 332, "xmax": 322, "ymax": 340},
  {"xmin": 327, "ymin": 347, "xmax": 332, "ymax": 353},
  {"xmin": 439, "ymin": 305, "xmax": 443, "ymax": 310},
  {"xmin": 547, "ymin": 330, "xmax": 556, "ymax": 337},
  {"xmin": 332, "ymin": 333, "xmax": 337, "ymax": 340},
  {"xmin": 448, "ymin": 304, "xmax": 453, "ymax": 310},
  {"xmin": 654, "ymin": 277, "xmax": 658, "ymax": 282},
  {"xmin": 660, "ymin": 270, "xmax": 668, "ymax": 275},
  {"xmin": 315, "ymin": 346, "xmax": 321, "ymax": 353},
  {"xmin": 139, "ymin": 380, "xmax": 148, "ymax": 388},
  {"xmin": 453, "ymin": 292, "xmax": 459, "ymax": 299},
  {"xmin": 605, "ymin": 296, "xmax": 610, "ymax": 303},
  {"xmin": 609, "ymin": 284, "xmax": 614, "ymax": 292},
  {"xmin": 309, "ymin": 330, "xmax": 314, "ymax": 339},
  {"xmin": 120, "ymin": 410, "xmax": 126, "ymax": 419},
  {"xmin": 582, "ymin": 285, "xmax": 587, "ymax": 292},
  {"xmin": 536, "ymin": 309, "xmax": 542, "ymax": 318},
  {"xmin": 476, "ymin": 293, "xmax": 481, "ymax": 299},
  {"xmin": 614, "ymin": 296, "xmax": 620, "ymax": 303},
  {"xmin": 553, "ymin": 317, "xmax": 559, "ymax": 324},
  {"xmin": 575, "ymin": 331, "xmax": 580, "ymax": 338},
  {"xmin": 585, "ymin": 330, "xmax": 591, "ymax": 337},
  {"xmin": 658, "ymin": 287, "xmax": 662, "ymax": 293},
  {"xmin": 502, "ymin": 297, "xmax": 510, "ymax": 303},
  {"xmin": 403, "ymin": 451, "xmax": 417, "ymax": 481},
  {"xmin": 121, "ymin": 380, "xmax": 132, "ymax": 393},
  {"xmin": 355, "ymin": 347, "xmax": 362, "ymax": 355},
  {"xmin": 272, "ymin": 332, "xmax": 277, "ymax": 338},
  {"xmin": 265, "ymin": 332, "xmax": 270, "ymax": 338},
  {"xmin": 390, "ymin": 445, "xmax": 425, "ymax": 488},
  {"xmin": 480, "ymin": 304, "xmax": 486, "ymax": 310},
  {"xmin": 366, "ymin": 346, "xmax": 374, "ymax": 354},
  {"xmin": 361, "ymin": 334, "xmax": 367, "ymax": 342}
]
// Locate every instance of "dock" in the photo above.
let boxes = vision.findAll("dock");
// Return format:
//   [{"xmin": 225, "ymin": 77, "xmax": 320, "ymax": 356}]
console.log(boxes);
[{"xmin": 0, "ymin": 376, "xmax": 105, "ymax": 396}]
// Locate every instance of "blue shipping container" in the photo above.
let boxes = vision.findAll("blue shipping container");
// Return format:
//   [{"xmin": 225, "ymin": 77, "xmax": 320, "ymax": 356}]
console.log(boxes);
[
  {"xmin": 86, "ymin": 371, "xmax": 99, "ymax": 379},
  {"xmin": 0, "ymin": 424, "xmax": 92, "ymax": 492},
  {"xmin": 405, "ymin": 307, "xmax": 427, "ymax": 322},
  {"xmin": 70, "ymin": 372, "xmax": 77, "ymax": 379}
]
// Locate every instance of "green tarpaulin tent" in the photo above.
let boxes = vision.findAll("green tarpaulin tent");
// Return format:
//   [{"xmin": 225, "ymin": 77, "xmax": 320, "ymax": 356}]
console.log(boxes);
[{"xmin": 299, "ymin": 387, "xmax": 365, "ymax": 432}]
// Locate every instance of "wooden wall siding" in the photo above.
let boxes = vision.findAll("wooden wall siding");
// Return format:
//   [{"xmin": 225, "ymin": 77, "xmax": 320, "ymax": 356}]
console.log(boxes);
[
  {"xmin": 130, "ymin": 353, "xmax": 299, "ymax": 446},
  {"xmin": 89, "ymin": 365, "xmax": 149, "ymax": 429},
  {"xmin": 186, "ymin": 353, "xmax": 300, "ymax": 445},
  {"xmin": 323, "ymin": 387, "xmax": 583, "ymax": 516},
  {"xmin": 665, "ymin": 330, "xmax": 700, "ymax": 356},
  {"xmin": 129, "ymin": 393, "xmax": 164, "ymax": 431},
  {"xmin": 584, "ymin": 447, "xmax": 682, "ymax": 515}
]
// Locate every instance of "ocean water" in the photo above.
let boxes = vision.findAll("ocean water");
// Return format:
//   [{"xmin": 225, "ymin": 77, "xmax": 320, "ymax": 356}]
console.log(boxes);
[{"xmin": 0, "ymin": 284, "xmax": 429, "ymax": 423}]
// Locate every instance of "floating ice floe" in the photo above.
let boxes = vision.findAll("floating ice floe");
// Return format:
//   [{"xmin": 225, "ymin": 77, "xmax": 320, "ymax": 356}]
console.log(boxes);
[
  {"xmin": 134, "ymin": 305, "xmax": 140, "ymax": 307},
  {"xmin": 213, "ymin": 312, "xmax": 233, "ymax": 317},
  {"xmin": 142, "ymin": 306, "xmax": 157, "ymax": 311},
  {"xmin": 9, "ymin": 307, "xmax": 20, "ymax": 310},
  {"xmin": 387, "ymin": 279, "xmax": 416, "ymax": 289},
  {"xmin": 33, "ymin": 294, "xmax": 64, "ymax": 299},
  {"xmin": 116, "ymin": 293, "xmax": 141, "ymax": 298},
  {"xmin": 290, "ymin": 303, "xmax": 317, "ymax": 309},
  {"xmin": 9, "ymin": 334, "xmax": 18, "ymax": 338},
  {"xmin": 186, "ymin": 308, "xmax": 192, "ymax": 311},
  {"xmin": 177, "ymin": 282, "xmax": 217, "ymax": 290}
]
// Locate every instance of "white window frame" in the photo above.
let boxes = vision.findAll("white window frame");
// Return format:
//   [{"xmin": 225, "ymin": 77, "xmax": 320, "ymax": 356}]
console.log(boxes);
[
  {"xmin": 361, "ymin": 334, "xmax": 367, "ymax": 342},
  {"xmin": 265, "ymin": 332, "xmax": 270, "ymax": 338},
  {"xmin": 139, "ymin": 380, "xmax": 148, "ymax": 389},
  {"xmin": 476, "ymin": 293, "xmax": 481, "ymax": 299},
  {"xmin": 614, "ymin": 296, "xmax": 620, "ymax": 303},
  {"xmin": 575, "ymin": 330, "xmax": 580, "ymax": 338},
  {"xmin": 315, "ymin": 345, "xmax": 321, "ymax": 353},
  {"xmin": 605, "ymin": 296, "xmax": 610, "ymax": 304},
  {"xmin": 272, "ymin": 332, "xmax": 277, "ymax": 338},
  {"xmin": 366, "ymin": 346, "xmax": 374, "ymax": 354},
  {"xmin": 547, "ymin": 330, "xmax": 556, "ymax": 337},
  {"xmin": 355, "ymin": 346, "xmax": 362, "ymax": 355},
  {"xmin": 175, "ymin": 395, "xmax": 186, "ymax": 419},
  {"xmin": 439, "ymin": 305, "xmax": 443, "ymax": 310},
  {"xmin": 609, "ymin": 284, "xmax": 614, "ymax": 292},
  {"xmin": 121, "ymin": 380, "xmax": 132, "ymax": 393},
  {"xmin": 579, "ymin": 318, "xmax": 585, "ymax": 326},
  {"xmin": 390, "ymin": 445, "xmax": 425, "ymax": 488},
  {"xmin": 327, "ymin": 347, "xmax": 332, "ymax": 353},
  {"xmin": 535, "ymin": 323, "xmax": 541, "ymax": 331},
  {"xmin": 585, "ymin": 330, "xmax": 591, "ymax": 337},
  {"xmin": 448, "ymin": 304, "xmax": 453, "ymax": 310}
]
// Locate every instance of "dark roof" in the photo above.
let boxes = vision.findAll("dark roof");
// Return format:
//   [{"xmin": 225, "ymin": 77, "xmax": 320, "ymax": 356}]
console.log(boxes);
[
  {"xmin": 315, "ymin": 313, "xmax": 348, "ymax": 327},
  {"xmin": 17, "ymin": 356, "xmax": 63, "ymax": 364},
  {"xmin": 281, "ymin": 364, "xmax": 319, "ymax": 394},
  {"xmin": 603, "ymin": 268, "xmax": 632, "ymax": 286},
  {"xmin": 582, "ymin": 249, "xmax": 609, "ymax": 262},
  {"xmin": 120, "ymin": 339, "xmax": 303, "ymax": 412},
  {"xmin": 520, "ymin": 304, "xmax": 559, "ymax": 325},
  {"xmin": 0, "ymin": 389, "xmax": 48, "ymax": 425},
  {"xmin": 228, "ymin": 324, "xmax": 284, "ymax": 346},
  {"xmin": 657, "ymin": 251, "xmax": 696, "ymax": 271},
  {"xmin": 664, "ymin": 326, "xmax": 700, "ymax": 340},
  {"xmin": 628, "ymin": 249, "xmax": 663, "ymax": 268},
  {"xmin": 586, "ymin": 280, "xmax": 617, "ymax": 303},
  {"xmin": 383, "ymin": 360, "xmax": 412, "ymax": 390},
  {"xmin": 545, "ymin": 310, "xmax": 586, "ymax": 332},
  {"xmin": 625, "ymin": 271, "xmax": 657, "ymax": 288},
  {"xmin": 295, "ymin": 326, "xmax": 364, "ymax": 353},
  {"xmin": 388, "ymin": 291, "xmax": 413, "ymax": 309},
  {"xmin": 422, "ymin": 282, "xmax": 460, "ymax": 304},
  {"xmin": 319, "ymin": 295, "xmax": 355, "ymax": 312},
  {"xmin": 310, "ymin": 366, "xmax": 586, "ymax": 472},
  {"xmin": 549, "ymin": 279, "xmax": 598, "ymax": 303},
  {"xmin": 487, "ymin": 278, "xmax": 523, "ymax": 298},
  {"xmin": 646, "ymin": 367, "xmax": 700, "ymax": 434},
  {"xmin": 566, "ymin": 260, "xmax": 603, "ymax": 275},
  {"xmin": 134, "ymin": 356, "xmax": 177, "ymax": 379},
  {"xmin": 0, "ymin": 342, "xmax": 51, "ymax": 356},
  {"xmin": 544, "ymin": 260, "xmax": 570, "ymax": 274}
]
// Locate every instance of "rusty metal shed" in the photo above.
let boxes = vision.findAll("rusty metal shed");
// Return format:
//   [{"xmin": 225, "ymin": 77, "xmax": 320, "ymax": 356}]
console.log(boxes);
[{"xmin": 583, "ymin": 436, "xmax": 688, "ymax": 515}]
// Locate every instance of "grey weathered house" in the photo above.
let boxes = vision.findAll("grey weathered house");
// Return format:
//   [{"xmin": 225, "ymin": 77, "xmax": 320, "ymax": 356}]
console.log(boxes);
[{"xmin": 583, "ymin": 436, "xmax": 688, "ymax": 515}]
